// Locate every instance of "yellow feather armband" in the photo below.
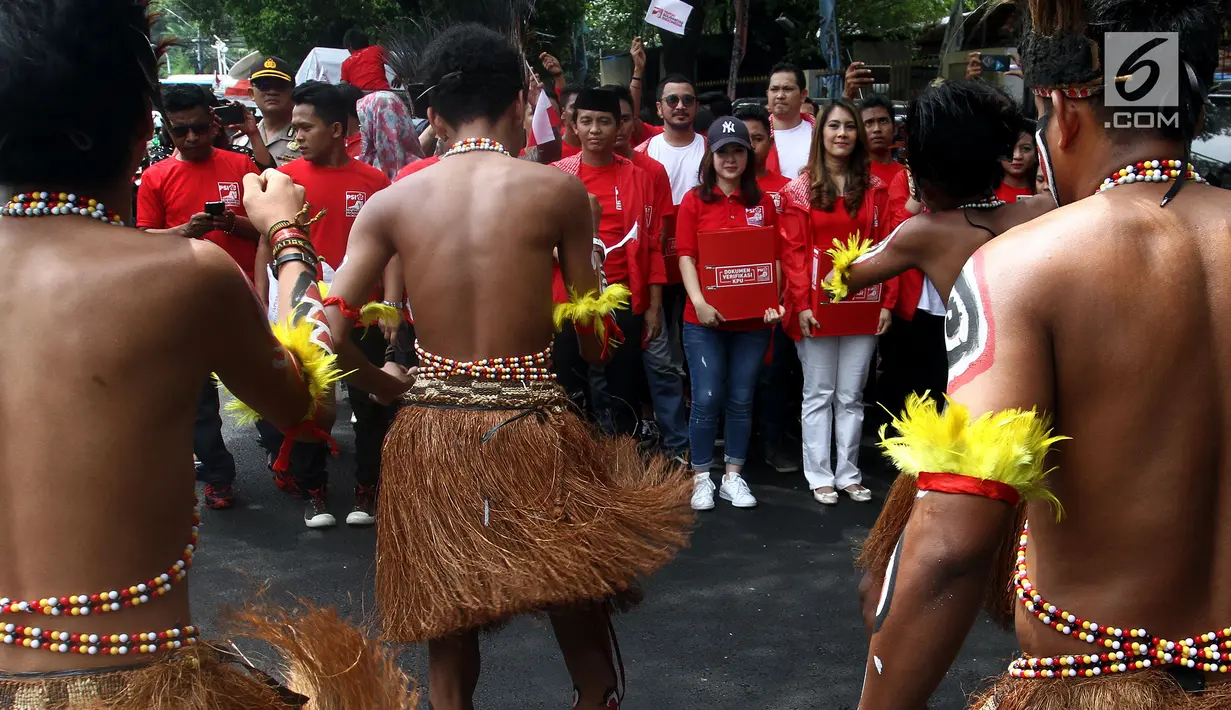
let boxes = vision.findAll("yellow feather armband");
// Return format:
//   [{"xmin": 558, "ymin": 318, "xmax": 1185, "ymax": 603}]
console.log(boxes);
[
  {"xmin": 217, "ymin": 317, "xmax": 348, "ymax": 427},
  {"xmin": 359, "ymin": 302, "xmax": 401, "ymax": 330},
  {"xmin": 821, "ymin": 232, "xmax": 872, "ymax": 303},
  {"xmin": 879, "ymin": 394, "xmax": 1068, "ymax": 517},
  {"xmin": 553, "ymin": 284, "xmax": 631, "ymax": 335}
]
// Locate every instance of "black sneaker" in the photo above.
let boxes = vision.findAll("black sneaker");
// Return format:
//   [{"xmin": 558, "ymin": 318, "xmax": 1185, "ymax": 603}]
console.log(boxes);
[
  {"xmin": 346, "ymin": 485, "xmax": 377, "ymax": 526},
  {"xmin": 765, "ymin": 447, "xmax": 801, "ymax": 474},
  {"xmin": 304, "ymin": 490, "xmax": 336, "ymax": 528}
]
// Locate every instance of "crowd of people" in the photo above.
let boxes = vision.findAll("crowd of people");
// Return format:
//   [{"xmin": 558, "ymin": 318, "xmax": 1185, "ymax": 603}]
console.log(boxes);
[{"xmin": 2, "ymin": 0, "xmax": 1229, "ymax": 707}]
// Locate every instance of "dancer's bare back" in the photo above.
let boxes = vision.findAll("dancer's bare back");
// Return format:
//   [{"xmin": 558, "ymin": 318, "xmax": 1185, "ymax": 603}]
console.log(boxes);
[
  {"xmin": 0, "ymin": 217, "xmax": 311, "ymax": 672},
  {"xmin": 330, "ymin": 152, "xmax": 599, "ymax": 363},
  {"xmin": 953, "ymin": 182, "xmax": 1231, "ymax": 658}
]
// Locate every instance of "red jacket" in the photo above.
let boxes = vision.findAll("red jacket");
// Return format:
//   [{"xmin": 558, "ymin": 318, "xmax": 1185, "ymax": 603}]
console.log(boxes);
[
  {"xmin": 885, "ymin": 168, "xmax": 924, "ymax": 321},
  {"xmin": 550, "ymin": 154, "xmax": 666, "ymax": 316},
  {"xmin": 779, "ymin": 170, "xmax": 897, "ymax": 340}
]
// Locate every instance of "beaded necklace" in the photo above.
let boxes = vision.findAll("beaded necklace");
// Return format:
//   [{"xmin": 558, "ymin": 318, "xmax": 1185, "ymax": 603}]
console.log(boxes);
[
  {"xmin": 958, "ymin": 198, "xmax": 1006, "ymax": 210},
  {"xmin": 2, "ymin": 192, "xmax": 124, "ymax": 226},
  {"xmin": 1097, "ymin": 160, "xmax": 1205, "ymax": 195},
  {"xmin": 1009, "ymin": 521, "xmax": 1231, "ymax": 679},
  {"xmin": 442, "ymin": 137, "xmax": 511, "ymax": 159}
]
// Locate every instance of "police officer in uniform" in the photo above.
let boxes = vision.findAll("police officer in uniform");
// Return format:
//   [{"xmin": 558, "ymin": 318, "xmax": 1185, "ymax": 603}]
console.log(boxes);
[{"xmin": 233, "ymin": 57, "xmax": 302, "ymax": 167}]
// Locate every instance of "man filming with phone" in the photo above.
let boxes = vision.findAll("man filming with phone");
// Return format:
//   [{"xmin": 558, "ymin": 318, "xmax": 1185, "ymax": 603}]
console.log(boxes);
[{"xmin": 136, "ymin": 83, "xmax": 262, "ymax": 511}]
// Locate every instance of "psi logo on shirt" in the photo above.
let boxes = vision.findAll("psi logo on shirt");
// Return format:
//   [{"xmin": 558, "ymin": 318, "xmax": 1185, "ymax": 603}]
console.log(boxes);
[
  {"xmin": 345, "ymin": 191, "xmax": 368, "ymax": 217},
  {"xmin": 745, "ymin": 206, "xmax": 765, "ymax": 227},
  {"xmin": 217, "ymin": 182, "xmax": 241, "ymax": 207},
  {"xmin": 770, "ymin": 192, "xmax": 784, "ymax": 213}
]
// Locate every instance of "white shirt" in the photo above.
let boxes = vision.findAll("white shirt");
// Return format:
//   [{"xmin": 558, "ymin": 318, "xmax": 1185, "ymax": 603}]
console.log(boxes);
[
  {"xmin": 917, "ymin": 276, "xmax": 946, "ymax": 316},
  {"xmin": 646, "ymin": 133, "xmax": 707, "ymax": 205},
  {"xmin": 774, "ymin": 119, "xmax": 814, "ymax": 179}
]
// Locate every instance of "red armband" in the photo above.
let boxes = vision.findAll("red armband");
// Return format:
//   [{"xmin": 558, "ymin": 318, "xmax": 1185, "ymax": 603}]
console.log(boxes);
[
  {"xmin": 323, "ymin": 295, "xmax": 362, "ymax": 324},
  {"xmin": 271, "ymin": 422, "xmax": 340, "ymax": 473},
  {"xmin": 916, "ymin": 472, "xmax": 1021, "ymax": 506}
]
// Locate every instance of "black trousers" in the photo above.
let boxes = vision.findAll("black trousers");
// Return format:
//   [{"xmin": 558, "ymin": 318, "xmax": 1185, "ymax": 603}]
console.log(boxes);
[
  {"xmin": 875, "ymin": 311, "xmax": 947, "ymax": 420},
  {"xmin": 195, "ymin": 379, "xmax": 236, "ymax": 486},
  {"xmin": 586, "ymin": 307, "xmax": 646, "ymax": 438},
  {"xmin": 259, "ymin": 327, "xmax": 397, "ymax": 492}
]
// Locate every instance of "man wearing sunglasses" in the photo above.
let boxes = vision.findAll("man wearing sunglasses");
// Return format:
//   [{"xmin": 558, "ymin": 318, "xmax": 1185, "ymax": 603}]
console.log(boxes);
[
  {"xmin": 136, "ymin": 83, "xmax": 263, "ymax": 511},
  {"xmin": 233, "ymin": 57, "xmax": 302, "ymax": 168}
]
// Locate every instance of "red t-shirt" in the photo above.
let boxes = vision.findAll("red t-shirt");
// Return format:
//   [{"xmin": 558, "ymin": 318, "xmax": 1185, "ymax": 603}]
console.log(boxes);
[
  {"xmin": 345, "ymin": 133, "xmax": 363, "ymax": 160},
  {"xmin": 340, "ymin": 46, "xmax": 391, "ymax": 91},
  {"xmin": 137, "ymin": 149, "xmax": 260, "ymax": 278},
  {"xmin": 278, "ymin": 157, "xmax": 391, "ymax": 274},
  {"xmin": 870, "ymin": 159, "xmax": 905, "ymax": 187},
  {"xmin": 578, "ymin": 162, "xmax": 632, "ymax": 284},
  {"xmin": 757, "ymin": 173, "xmax": 791, "ymax": 214},
  {"xmin": 560, "ymin": 141, "xmax": 581, "ymax": 159},
  {"xmin": 675, "ymin": 188, "xmax": 780, "ymax": 331},
  {"xmin": 995, "ymin": 183, "xmax": 1034, "ymax": 203},
  {"xmin": 631, "ymin": 151, "xmax": 676, "ymax": 281},
  {"xmin": 394, "ymin": 155, "xmax": 439, "ymax": 182}
]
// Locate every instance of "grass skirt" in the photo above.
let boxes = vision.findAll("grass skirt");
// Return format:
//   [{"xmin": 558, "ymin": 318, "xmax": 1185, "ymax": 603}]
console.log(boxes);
[
  {"xmin": 0, "ymin": 604, "xmax": 416, "ymax": 709},
  {"xmin": 855, "ymin": 474, "xmax": 1024, "ymax": 629},
  {"xmin": 376, "ymin": 375, "xmax": 693, "ymax": 642},
  {"xmin": 971, "ymin": 670, "xmax": 1231, "ymax": 709}
]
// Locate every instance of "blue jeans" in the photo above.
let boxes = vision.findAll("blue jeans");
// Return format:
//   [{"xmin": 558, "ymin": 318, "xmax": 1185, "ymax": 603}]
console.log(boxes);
[
  {"xmin": 642, "ymin": 288, "xmax": 690, "ymax": 453},
  {"xmin": 682, "ymin": 323, "xmax": 772, "ymax": 472}
]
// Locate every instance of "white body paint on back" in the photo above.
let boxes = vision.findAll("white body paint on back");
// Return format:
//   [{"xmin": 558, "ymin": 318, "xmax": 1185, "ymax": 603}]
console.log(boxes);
[
  {"xmin": 945, "ymin": 256, "xmax": 989, "ymax": 386},
  {"xmin": 876, "ymin": 537, "xmax": 902, "ymax": 617}
]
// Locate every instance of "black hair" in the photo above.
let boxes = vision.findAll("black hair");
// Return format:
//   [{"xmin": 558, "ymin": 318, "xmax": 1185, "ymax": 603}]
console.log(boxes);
[
  {"xmin": 337, "ymin": 82, "xmax": 365, "ymax": 120},
  {"xmin": 694, "ymin": 107, "xmax": 716, "ymax": 134},
  {"xmin": 1025, "ymin": 0, "xmax": 1220, "ymax": 144},
  {"xmin": 906, "ymin": 80, "xmax": 1018, "ymax": 202},
  {"xmin": 291, "ymin": 81, "xmax": 350, "ymax": 129},
  {"xmin": 560, "ymin": 84, "xmax": 584, "ymax": 108},
  {"xmin": 657, "ymin": 74, "xmax": 695, "ymax": 101},
  {"xmin": 343, "ymin": 28, "xmax": 370, "ymax": 51},
  {"xmin": 699, "ymin": 143, "xmax": 762, "ymax": 208},
  {"xmin": 420, "ymin": 23, "xmax": 523, "ymax": 126},
  {"xmin": 769, "ymin": 63, "xmax": 807, "ymax": 92},
  {"xmin": 602, "ymin": 84, "xmax": 635, "ymax": 112},
  {"xmin": 858, "ymin": 93, "xmax": 894, "ymax": 117},
  {"xmin": 734, "ymin": 104, "xmax": 771, "ymax": 133},
  {"xmin": 1015, "ymin": 118, "xmax": 1036, "ymax": 141},
  {"xmin": 162, "ymin": 84, "xmax": 214, "ymax": 115},
  {"xmin": 698, "ymin": 91, "xmax": 733, "ymax": 118},
  {"xmin": 0, "ymin": 0, "xmax": 164, "ymax": 185}
]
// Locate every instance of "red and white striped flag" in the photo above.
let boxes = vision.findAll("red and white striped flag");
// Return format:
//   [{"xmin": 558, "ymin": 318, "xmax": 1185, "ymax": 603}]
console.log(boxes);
[{"xmin": 526, "ymin": 88, "xmax": 559, "ymax": 149}]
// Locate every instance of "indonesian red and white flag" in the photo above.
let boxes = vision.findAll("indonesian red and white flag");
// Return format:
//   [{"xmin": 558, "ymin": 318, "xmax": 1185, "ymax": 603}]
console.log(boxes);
[{"xmin": 526, "ymin": 89, "xmax": 559, "ymax": 149}]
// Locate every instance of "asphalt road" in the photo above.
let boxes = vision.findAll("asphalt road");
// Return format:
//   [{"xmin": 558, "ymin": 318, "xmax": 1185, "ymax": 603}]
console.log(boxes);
[{"xmin": 193, "ymin": 398, "xmax": 1017, "ymax": 709}]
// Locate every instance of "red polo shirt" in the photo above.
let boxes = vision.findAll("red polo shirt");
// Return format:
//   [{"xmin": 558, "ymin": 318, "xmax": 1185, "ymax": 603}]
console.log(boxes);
[
  {"xmin": 870, "ymin": 159, "xmax": 905, "ymax": 188},
  {"xmin": 995, "ymin": 183, "xmax": 1034, "ymax": 203},
  {"xmin": 346, "ymin": 133, "xmax": 363, "ymax": 160},
  {"xmin": 675, "ymin": 187, "xmax": 780, "ymax": 331},
  {"xmin": 631, "ymin": 151, "xmax": 676, "ymax": 282},
  {"xmin": 340, "ymin": 46, "xmax": 391, "ymax": 91},
  {"xmin": 278, "ymin": 157, "xmax": 391, "ymax": 274},
  {"xmin": 136, "ymin": 148, "xmax": 260, "ymax": 279}
]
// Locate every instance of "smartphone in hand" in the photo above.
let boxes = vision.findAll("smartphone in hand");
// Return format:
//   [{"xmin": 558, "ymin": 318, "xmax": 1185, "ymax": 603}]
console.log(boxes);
[
  {"xmin": 979, "ymin": 54, "xmax": 1013, "ymax": 73},
  {"xmin": 204, "ymin": 201, "xmax": 225, "ymax": 217},
  {"xmin": 214, "ymin": 103, "xmax": 246, "ymax": 126}
]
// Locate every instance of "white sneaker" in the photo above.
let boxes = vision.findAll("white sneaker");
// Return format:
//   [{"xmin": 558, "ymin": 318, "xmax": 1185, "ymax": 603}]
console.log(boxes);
[
  {"xmin": 691, "ymin": 474, "xmax": 716, "ymax": 511},
  {"xmin": 813, "ymin": 488, "xmax": 839, "ymax": 506},
  {"xmin": 719, "ymin": 473, "xmax": 757, "ymax": 508}
]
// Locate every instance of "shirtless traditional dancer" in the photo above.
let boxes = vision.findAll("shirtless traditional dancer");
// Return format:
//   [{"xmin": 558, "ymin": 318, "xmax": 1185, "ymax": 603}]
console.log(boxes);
[
  {"xmin": 0, "ymin": 2, "xmax": 412, "ymax": 707},
  {"xmin": 315, "ymin": 24, "xmax": 692, "ymax": 710},
  {"xmin": 816, "ymin": 80, "xmax": 1053, "ymax": 633},
  {"xmin": 856, "ymin": 0, "xmax": 1231, "ymax": 708}
]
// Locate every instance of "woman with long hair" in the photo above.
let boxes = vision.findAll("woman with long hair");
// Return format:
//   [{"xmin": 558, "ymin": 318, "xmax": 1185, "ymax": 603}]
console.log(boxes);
[
  {"xmin": 677, "ymin": 118, "xmax": 786, "ymax": 511},
  {"xmin": 780, "ymin": 99, "xmax": 896, "ymax": 506}
]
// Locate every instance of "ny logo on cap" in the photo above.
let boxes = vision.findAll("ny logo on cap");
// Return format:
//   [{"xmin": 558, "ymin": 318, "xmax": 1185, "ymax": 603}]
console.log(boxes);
[{"xmin": 722, "ymin": 121, "xmax": 736, "ymax": 134}]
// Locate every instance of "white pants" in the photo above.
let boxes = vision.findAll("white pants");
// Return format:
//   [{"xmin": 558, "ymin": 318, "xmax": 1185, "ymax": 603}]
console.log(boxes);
[{"xmin": 796, "ymin": 334, "xmax": 877, "ymax": 491}]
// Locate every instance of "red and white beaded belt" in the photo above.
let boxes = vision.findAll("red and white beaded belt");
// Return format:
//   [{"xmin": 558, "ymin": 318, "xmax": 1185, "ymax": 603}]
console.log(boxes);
[
  {"xmin": 414, "ymin": 342, "xmax": 555, "ymax": 381},
  {"xmin": 1010, "ymin": 522, "xmax": 1231, "ymax": 679},
  {"xmin": 0, "ymin": 511, "xmax": 202, "ymax": 657}
]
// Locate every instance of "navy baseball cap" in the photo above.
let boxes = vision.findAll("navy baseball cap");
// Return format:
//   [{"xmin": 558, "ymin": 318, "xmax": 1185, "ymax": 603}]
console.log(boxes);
[{"xmin": 708, "ymin": 116, "xmax": 752, "ymax": 152}]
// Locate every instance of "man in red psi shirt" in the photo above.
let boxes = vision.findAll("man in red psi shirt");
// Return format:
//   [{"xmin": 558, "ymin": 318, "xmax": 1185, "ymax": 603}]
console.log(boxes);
[
  {"xmin": 137, "ymin": 83, "xmax": 261, "ymax": 511},
  {"xmin": 341, "ymin": 28, "xmax": 391, "ymax": 92},
  {"xmin": 260, "ymin": 80, "xmax": 394, "ymax": 529}
]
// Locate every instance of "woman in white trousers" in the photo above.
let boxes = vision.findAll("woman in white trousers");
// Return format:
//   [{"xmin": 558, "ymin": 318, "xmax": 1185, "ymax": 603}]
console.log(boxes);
[{"xmin": 779, "ymin": 99, "xmax": 897, "ymax": 505}]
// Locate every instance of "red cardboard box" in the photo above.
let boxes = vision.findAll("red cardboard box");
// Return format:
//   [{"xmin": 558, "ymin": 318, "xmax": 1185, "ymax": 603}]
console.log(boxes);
[{"xmin": 698, "ymin": 226, "xmax": 779, "ymax": 321}]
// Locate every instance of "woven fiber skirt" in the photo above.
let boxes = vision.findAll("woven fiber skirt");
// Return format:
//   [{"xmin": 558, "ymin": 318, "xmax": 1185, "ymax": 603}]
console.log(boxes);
[
  {"xmin": 0, "ymin": 604, "xmax": 416, "ymax": 710},
  {"xmin": 376, "ymin": 375, "xmax": 694, "ymax": 642},
  {"xmin": 970, "ymin": 669, "xmax": 1231, "ymax": 709}
]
